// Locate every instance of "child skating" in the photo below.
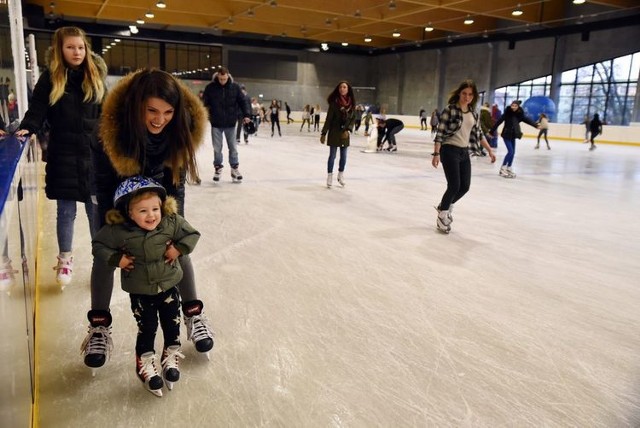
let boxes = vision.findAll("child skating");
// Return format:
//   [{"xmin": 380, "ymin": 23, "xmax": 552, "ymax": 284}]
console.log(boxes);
[{"xmin": 92, "ymin": 176, "xmax": 201, "ymax": 396}]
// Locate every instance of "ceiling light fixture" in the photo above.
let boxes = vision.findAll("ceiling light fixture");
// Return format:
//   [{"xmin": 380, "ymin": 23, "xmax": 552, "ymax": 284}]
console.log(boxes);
[
  {"xmin": 573, "ymin": 0, "xmax": 586, "ymax": 3},
  {"xmin": 321, "ymin": 43, "xmax": 329, "ymax": 51},
  {"xmin": 424, "ymin": 23, "xmax": 434, "ymax": 32},
  {"xmin": 364, "ymin": 35, "xmax": 372, "ymax": 42},
  {"xmin": 354, "ymin": 10, "xmax": 361, "ymax": 18},
  {"xmin": 136, "ymin": 18, "xmax": 145, "ymax": 25},
  {"xmin": 247, "ymin": 8, "xmax": 254, "ymax": 17},
  {"xmin": 228, "ymin": 16, "xmax": 234, "ymax": 24},
  {"xmin": 270, "ymin": 0, "xmax": 277, "ymax": 7},
  {"xmin": 341, "ymin": 42, "xmax": 349, "ymax": 46},
  {"xmin": 512, "ymin": 4, "xmax": 523, "ymax": 16},
  {"xmin": 392, "ymin": 30, "xmax": 401, "ymax": 37},
  {"xmin": 145, "ymin": 11, "xmax": 154, "ymax": 18},
  {"xmin": 155, "ymin": 1, "xmax": 166, "ymax": 8},
  {"xmin": 325, "ymin": 18, "xmax": 332, "ymax": 26},
  {"xmin": 464, "ymin": 16, "xmax": 474, "ymax": 25},
  {"xmin": 129, "ymin": 25, "xmax": 139, "ymax": 34},
  {"xmin": 388, "ymin": 0, "xmax": 396, "ymax": 10}
]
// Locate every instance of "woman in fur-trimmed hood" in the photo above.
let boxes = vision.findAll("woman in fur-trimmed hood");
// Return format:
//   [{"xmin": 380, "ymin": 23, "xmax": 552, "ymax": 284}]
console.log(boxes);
[{"xmin": 83, "ymin": 69, "xmax": 214, "ymax": 371}]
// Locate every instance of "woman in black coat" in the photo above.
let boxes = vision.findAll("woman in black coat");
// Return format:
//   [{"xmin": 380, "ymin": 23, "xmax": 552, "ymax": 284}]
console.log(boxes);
[
  {"xmin": 16, "ymin": 26, "xmax": 106, "ymax": 287},
  {"xmin": 489, "ymin": 100, "xmax": 538, "ymax": 178}
]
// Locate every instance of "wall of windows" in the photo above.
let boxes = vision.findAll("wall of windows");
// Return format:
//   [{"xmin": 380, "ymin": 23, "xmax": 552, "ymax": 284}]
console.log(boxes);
[{"xmin": 495, "ymin": 52, "xmax": 639, "ymax": 125}]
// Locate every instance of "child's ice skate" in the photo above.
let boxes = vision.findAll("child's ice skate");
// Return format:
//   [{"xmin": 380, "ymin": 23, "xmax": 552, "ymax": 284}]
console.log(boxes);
[
  {"xmin": 161, "ymin": 345, "xmax": 185, "ymax": 390},
  {"xmin": 136, "ymin": 352, "xmax": 164, "ymax": 397},
  {"xmin": 183, "ymin": 300, "xmax": 215, "ymax": 360},
  {"xmin": 80, "ymin": 310, "xmax": 113, "ymax": 376}
]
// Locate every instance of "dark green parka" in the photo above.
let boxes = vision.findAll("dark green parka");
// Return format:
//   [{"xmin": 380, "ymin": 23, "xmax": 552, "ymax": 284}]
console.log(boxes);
[{"xmin": 321, "ymin": 100, "xmax": 356, "ymax": 147}]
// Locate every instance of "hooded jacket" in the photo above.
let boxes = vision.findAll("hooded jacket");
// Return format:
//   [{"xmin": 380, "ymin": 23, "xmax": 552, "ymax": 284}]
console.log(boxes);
[
  {"xmin": 93, "ymin": 69, "xmax": 207, "ymax": 225},
  {"xmin": 19, "ymin": 50, "xmax": 107, "ymax": 202},
  {"xmin": 202, "ymin": 71, "xmax": 250, "ymax": 128},
  {"xmin": 92, "ymin": 196, "xmax": 200, "ymax": 295}
]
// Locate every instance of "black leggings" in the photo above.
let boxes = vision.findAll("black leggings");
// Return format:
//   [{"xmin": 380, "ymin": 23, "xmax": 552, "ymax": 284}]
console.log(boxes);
[
  {"xmin": 438, "ymin": 145, "xmax": 471, "ymax": 211},
  {"xmin": 130, "ymin": 287, "xmax": 181, "ymax": 355}
]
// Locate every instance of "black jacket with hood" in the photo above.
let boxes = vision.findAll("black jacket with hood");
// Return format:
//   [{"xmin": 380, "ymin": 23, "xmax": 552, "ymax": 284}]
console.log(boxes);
[
  {"xmin": 202, "ymin": 71, "xmax": 250, "ymax": 128},
  {"xmin": 92, "ymin": 70, "xmax": 207, "ymax": 226},
  {"xmin": 19, "ymin": 50, "xmax": 107, "ymax": 202}
]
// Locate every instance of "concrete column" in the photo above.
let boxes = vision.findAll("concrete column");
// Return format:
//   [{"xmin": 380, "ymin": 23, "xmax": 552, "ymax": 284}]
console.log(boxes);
[{"xmin": 632, "ymin": 66, "xmax": 640, "ymax": 123}]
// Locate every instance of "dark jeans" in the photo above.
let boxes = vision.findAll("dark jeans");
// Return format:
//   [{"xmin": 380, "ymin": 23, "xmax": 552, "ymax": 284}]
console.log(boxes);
[
  {"xmin": 130, "ymin": 287, "xmax": 181, "ymax": 356},
  {"xmin": 438, "ymin": 145, "xmax": 471, "ymax": 211},
  {"xmin": 327, "ymin": 146, "xmax": 348, "ymax": 173}
]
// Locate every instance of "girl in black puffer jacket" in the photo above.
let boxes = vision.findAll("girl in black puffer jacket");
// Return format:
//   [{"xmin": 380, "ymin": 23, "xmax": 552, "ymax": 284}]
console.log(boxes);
[{"xmin": 17, "ymin": 26, "xmax": 106, "ymax": 288}]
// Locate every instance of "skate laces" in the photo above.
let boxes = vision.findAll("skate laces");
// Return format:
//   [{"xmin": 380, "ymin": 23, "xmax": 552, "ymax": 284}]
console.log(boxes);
[
  {"xmin": 138, "ymin": 353, "xmax": 161, "ymax": 380},
  {"xmin": 186, "ymin": 313, "xmax": 214, "ymax": 343},
  {"xmin": 161, "ymin": 346, "xmax": 185, "ymax": 371},
  {"xmin": 53, "ymin": 256, "xmax": 73, "ymax": 276},
  {"xmin": 80, "ymin": 325, "xmax": 113, "ymax": 360}
]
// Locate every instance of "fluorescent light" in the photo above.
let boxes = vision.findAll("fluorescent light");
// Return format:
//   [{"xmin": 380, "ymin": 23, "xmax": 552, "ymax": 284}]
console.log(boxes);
[
  {"xmin": 145, "ymin": 11, "xmax": 154, "ymax": 18},
  {"xmin": 364, "ymin": 36, "xmax": 372, "ymax": 42},
  {"xmin": 136, "ymin": 18, "xmax": 145, "ymax": 25},
  {"xmin": 341, "ymin": 42, "xmax": 349, "ymax": 46},
  {"xmin": 155, "ymin": 1, "xmax": 166, "ymax": 8},
  {"xmin": 573, "ymin": 0, "xmax": 586, "ymax": 3}
]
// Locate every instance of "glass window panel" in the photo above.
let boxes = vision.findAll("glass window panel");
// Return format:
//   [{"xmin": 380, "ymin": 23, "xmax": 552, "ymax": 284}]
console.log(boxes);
[
  {"xmin": 612, "ymin": 54, "xmax": 632, "ymax": 81},
  {"xmin": 628, "ymin": 83, "xmax": 637, "ymax": 97},
  {"xmin": 559, "ymin": 85, "xmax": 574, "ymax": 97},
  {"xmin": 556, "ymin": 95, "xmax": 573, "ymax": 123},
  {"xmin": 518, "ymin": 86, "xmax": 532, "ymax": 100},
  {"xmin": 630, "ymin": 53, "xmax": 640, "ymax": 82},
  {"xmin": 576, "ymin": 65, "xmax": 594, "ymax": 83},
  {"xmin": 532, "ymin": 76, "xmax": 548, "ymax": 85},
  {"xmin": 592, "ymin": 62, "xmax": 610, "ymax": 83},
  {"xmin": 561, "ymin": 69, "xmax": 577, "ymax": 83}
]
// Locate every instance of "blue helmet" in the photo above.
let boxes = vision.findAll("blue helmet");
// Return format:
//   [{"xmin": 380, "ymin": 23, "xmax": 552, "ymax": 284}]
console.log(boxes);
[{"xmin": 113, "ymin": 176, "xmax": 167, "ymax": 209}]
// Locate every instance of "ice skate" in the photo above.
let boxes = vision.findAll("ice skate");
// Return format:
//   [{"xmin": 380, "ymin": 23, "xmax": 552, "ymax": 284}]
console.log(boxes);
[
  {"xmin": 435, "ymin": 207, "xmax": 452, "ymax": 234},
  {"xmin": 326, "ymin": 173, "xmax": 333, "ymax": 188},
  {"xmin": 388, "ymin": 145, "xmax": 397, "ymax": 152},
  {"xmin": 337, "ymin": 171, "xmax": 345, "ymax": 187},
  {"xmin": 80, "ymin": 310, "xmax": 113, "ymax": 376},
  {"xmin": 54, "ymin": 252, "xmax": 73, "ymax": 290},
  {"xmin": 589, "ymin": 144, "xmax": 597, "ymax": 151},
  {"xmin": 161, "ymin": 345, "xmax": 185, "ymax": 390},
  {"xmin": 213, "ymin": 166, "xmax": 223, "ymax": 182},
  {"xmin": 231, "ymin": 167, "xmax": 243, "ymax": 182},
  {"xmin": 534, "ymin": 144, "xmax": 540, "ymax": 149},
  {"xmin": 499, "ymin": 166, "xmax": 516, "ymax": 178},
  {"xmin": 136, "ymin": 352, "xmax": 164, "ymax": 397},
  {"xmin": 183, "ymin": 300, "xmax": 215, "ymax": 359}
]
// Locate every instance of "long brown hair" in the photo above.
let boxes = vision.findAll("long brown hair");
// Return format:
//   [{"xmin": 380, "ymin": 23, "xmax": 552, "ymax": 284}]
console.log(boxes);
[
  {"xmin": 447, "ymin": 79, "xmax": 479, "ymax": 111},
  {"xmin": 119, "ymin": 69, "xmax": 198, "ymax": 185},
  {"xmin": 327, "ymin": 80, "xmax": 356, "ymax": 106},
  {"xmin": 48, "ymin": 26, "xmax": 105, "ymax": 105}
]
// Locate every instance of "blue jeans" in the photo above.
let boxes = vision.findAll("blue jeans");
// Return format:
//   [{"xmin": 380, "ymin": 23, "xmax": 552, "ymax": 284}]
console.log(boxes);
[
  {"xmin": 327, "ymin": 146, "xmax": 348, "ymax": 173},
  {"xmin": 57, "ymin": 198, "xmax": 97, "ymax": 253},
  {"xmin": 212, "ymin": 126, "xmax": 239, "ymax": 168},
  {"xmin": 502, "ymin": 138, "xmax": 516, "ymax": 167}
]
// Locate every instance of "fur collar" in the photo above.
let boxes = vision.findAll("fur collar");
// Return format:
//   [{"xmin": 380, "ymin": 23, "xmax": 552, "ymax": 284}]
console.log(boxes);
[{"xmin": 99, "ymin": 69, "xmax": 207, "ymax": 177}]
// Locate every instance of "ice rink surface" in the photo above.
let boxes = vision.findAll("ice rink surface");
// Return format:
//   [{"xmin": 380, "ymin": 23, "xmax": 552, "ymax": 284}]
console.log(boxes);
[{"xmin": 34, "ymin": 122, "xmax": 640, "ymax": 427}]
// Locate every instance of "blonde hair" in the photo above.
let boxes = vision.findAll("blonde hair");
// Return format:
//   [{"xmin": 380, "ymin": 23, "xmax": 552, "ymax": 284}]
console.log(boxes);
[{"xmin": 48, "ymin": 26, "xmax": 105, "ymax": 105}]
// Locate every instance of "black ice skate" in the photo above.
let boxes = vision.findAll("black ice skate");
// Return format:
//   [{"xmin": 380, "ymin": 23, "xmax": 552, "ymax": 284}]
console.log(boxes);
[
  {"xmin": 161, "ymin": 345, "xmax": 185, "ymax": 390},
  {"xmin": 183, "ymin": 300, "xmax": 215, "ymax": 359},
  {"xmin": 80, "ymin": 310, "xmax": 113, "ymax": 376}
]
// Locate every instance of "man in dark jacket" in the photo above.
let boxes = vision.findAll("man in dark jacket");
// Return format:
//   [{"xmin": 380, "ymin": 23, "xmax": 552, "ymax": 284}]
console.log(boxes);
[{"xmin": 202, "ymin": 67, "xmax": 251, "ymax": 182}]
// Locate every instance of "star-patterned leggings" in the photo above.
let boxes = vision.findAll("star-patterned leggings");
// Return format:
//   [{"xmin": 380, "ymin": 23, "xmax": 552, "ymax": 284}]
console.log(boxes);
[{"xmin": 130, "ymin": 287, "xmax": 181, "ymax": 356}]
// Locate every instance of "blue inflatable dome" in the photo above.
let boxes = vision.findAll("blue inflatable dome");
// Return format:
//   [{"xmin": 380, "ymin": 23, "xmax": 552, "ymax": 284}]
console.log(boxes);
[{"xmin": 522, "ymin": 96, "xmax": 557, "ymax": 122}]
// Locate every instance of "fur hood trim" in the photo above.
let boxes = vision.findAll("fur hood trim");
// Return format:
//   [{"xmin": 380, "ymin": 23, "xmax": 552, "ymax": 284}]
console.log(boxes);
[
  {"xmin": 105, "ymin": 196, "xmax": 178, "ymax": 225},
  {"xmin": 99, "ymin": 69, "xmax": 207, "ymax": 177},
  {"xmin": 211, "ymin": 71, "xmax": 234, "ymax": 84}
]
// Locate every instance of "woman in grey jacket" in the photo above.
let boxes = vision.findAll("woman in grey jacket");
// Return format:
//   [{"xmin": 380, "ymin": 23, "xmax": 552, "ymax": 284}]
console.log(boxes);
[{"xmin": 92, "ymin": 176, "xmax": 200, "ymax": 396}]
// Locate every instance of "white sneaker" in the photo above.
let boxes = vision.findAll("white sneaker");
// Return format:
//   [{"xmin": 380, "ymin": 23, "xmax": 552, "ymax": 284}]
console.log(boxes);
[{"xmin": 54, "ymin": 253, "xmax": 73, "ymax": 289}]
